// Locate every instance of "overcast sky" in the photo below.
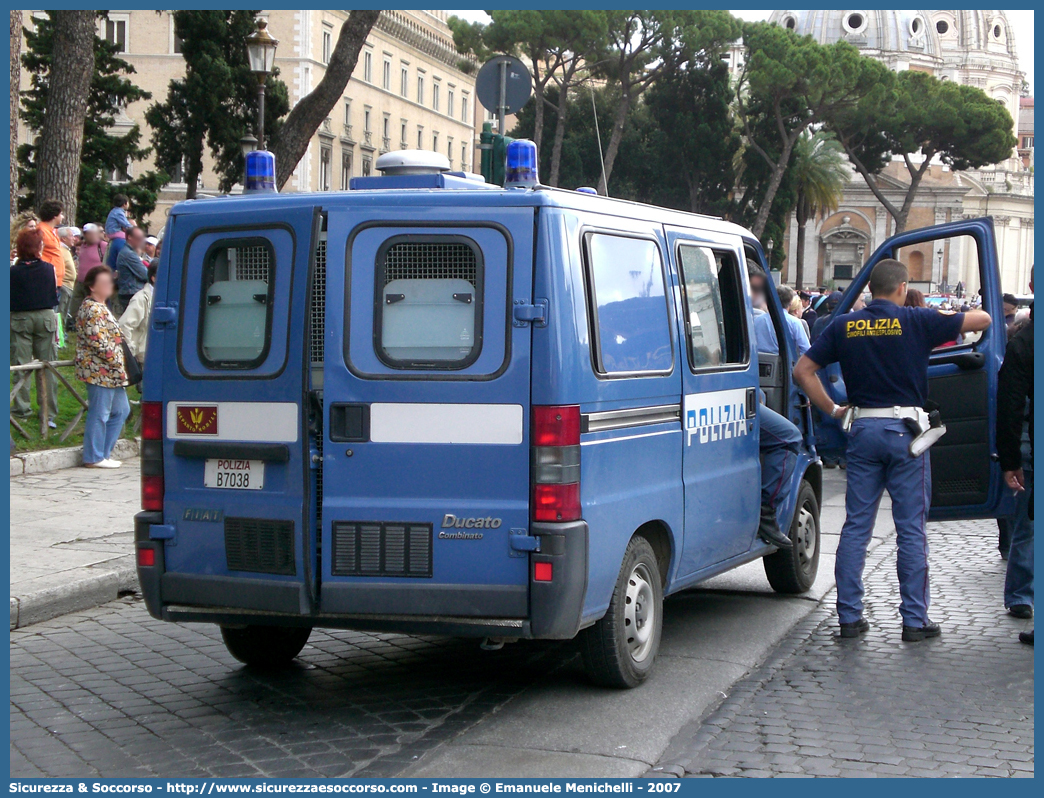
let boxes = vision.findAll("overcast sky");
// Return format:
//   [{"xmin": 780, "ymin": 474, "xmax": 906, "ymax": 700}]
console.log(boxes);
[{"xmin": 446, "ymin": 9, "xmax": 1034, "ymax": 93}]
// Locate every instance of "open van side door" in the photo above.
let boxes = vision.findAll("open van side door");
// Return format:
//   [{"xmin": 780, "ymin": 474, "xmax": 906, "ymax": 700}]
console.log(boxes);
[{"xmin": 817, "ymin": 217, "xmax": 1010, "ymax": 520}]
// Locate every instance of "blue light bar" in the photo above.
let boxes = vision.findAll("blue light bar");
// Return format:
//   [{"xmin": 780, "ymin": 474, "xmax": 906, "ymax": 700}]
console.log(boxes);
[
  {"xmin": 245, "ymin": 150, "xmax": 276, "ymax": 192},
  {"xmin": 576, "ymin": 187, "xmax": 597, "ymax": 195},
  {"xmin": 505, "ymin": 139, "xmax": 539, "ymax": 188}
]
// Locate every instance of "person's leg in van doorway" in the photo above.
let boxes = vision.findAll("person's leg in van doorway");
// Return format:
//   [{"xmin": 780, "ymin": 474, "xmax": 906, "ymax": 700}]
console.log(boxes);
[
  {"xmin": 759, "ymin": 405, "xmax": 801, "ymax": 550},
  {"xmin": 1004, "ymin": 462, "xmax": 1033, "ymax": 618},
  {"xmin": 83, "ymin": 384, "xmax": 130, "ymax": 466}
]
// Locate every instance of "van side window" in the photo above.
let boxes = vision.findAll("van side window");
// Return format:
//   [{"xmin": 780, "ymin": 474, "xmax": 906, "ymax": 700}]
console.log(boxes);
[
  {"xmin": 200, "ymin": 240, "xmax": 274, "ymax": 367},
  {"xmin": 375, "ymin": 236, "xmax": 483, "ymax": 369},
  {"xmin": 677, "ymin": 246, "xmax": 748, "ymax": 369},
  {"xmin": 584, "ymin": 233, "xmax": 672, "ymax": 375}
]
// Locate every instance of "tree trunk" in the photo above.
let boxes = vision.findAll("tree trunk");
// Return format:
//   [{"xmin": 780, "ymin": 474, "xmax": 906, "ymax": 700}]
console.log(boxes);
[
  {"xmin": 596, "ymin": 91, "xmax": 631, "ymax": 196},
  {"xmin": 34, "ymin": 10, "xmax": 94, "ymax": 225},
  {"xmin": 272, "ymin": 9, "xmax": 380, "ymax": 190},
  {"xmin": 10, "ymin": 10, "xmax": 21, "ymax": 216},
  {"xmin": 894, "ymin": 154, "xmax": 934, "ymax": 235},
  {"xmin": 548, "ymin": 91, "xmax": 570, "ymax": 187},
  {"xmin": 529, "ymin": 51, "xmax": 543, "ymax": 152},
  {"xmin": 751, "ymin": 134, "xmax": 797, "ymax": 239},
  {"xmin": 184, "ymin": 145, "xmax": 202, "ymax": 200},
  {"xmin": 794, "ymin": 209, "xmax": 807, "ymax": 289}
]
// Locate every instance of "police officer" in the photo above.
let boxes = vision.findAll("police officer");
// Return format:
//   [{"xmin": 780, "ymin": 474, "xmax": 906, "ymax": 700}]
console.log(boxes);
[{"xmin": 793, "ymin": 259, "xmax": 992, "ymax": 641}]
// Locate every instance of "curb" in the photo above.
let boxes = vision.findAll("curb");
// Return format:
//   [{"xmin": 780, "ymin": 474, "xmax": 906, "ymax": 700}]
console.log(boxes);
[
  {"xmin": 10, "ymin": 437, "xmax": 140, "ymax": 476},
  {"xmin": 9, "ymin": 559, "xmax": 138, "ymax": 631},
  {"xmin": 645, "ymin": 535, "xmax": 896, "ymax": 777}
]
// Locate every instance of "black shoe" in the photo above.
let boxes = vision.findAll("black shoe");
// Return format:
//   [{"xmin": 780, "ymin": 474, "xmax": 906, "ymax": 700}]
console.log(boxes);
[
  {"xmin": 902, "ymin": 621, "xmax": 941, "ymax": 642},
  {"xmin": 758, "ymin": 505, "xmax": 792, "ymax": 549},
  {"xmin": 840, "ymin": 618, "xmax": 870, "ymax": 638},
  {"xmin": 1007, "ymin": 604, "xmax": 1033, "ymax": 620},
  {"xmin": 1019, "ymin": 630, "xmax": 1034, "ymax": 645}
]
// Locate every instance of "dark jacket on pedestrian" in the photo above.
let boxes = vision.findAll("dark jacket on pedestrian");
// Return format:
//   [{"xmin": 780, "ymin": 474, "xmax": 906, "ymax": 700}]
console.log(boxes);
[
  {"xmin": 996, "ymin": 305, "xmax": 1033, "ymax": 474},
  {"xmin": 10, "ymin": 258, "xmax": 59, "ymax": 312}
]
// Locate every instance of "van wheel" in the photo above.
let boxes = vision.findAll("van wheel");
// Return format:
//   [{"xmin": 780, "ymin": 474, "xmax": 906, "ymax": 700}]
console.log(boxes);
[
  {"xmin": 580, "ymin": 536, "xmax": 663, "ymax": 689},
  {"xmin": 763, "ymin": 480, "xmax": 820, "ymax": 594},
  {"xmin": 220, "ymin": 625, "xmax": 312, "ymax": 668}
]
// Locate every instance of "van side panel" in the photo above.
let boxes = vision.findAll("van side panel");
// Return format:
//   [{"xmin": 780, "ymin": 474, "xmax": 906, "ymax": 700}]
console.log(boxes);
[{"xmin": 532, "ymin": 210, "xmax": 683, "ymax": 624}]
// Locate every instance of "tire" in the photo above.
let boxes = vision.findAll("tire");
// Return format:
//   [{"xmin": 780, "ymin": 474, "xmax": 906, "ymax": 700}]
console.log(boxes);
[
  {"xmin": 580, "ymin": 536, "xmax": 663, "ymax": 689},
  {"xmin": 763, "ymin": 480, "xmax": 820, "ymax": 594},
  {"xmin": 220, "ymin": 625, "xmax": 312, "ymax": 668}
]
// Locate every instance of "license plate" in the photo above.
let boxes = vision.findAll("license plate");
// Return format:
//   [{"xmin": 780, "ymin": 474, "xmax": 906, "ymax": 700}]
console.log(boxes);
[{"xmin": 204, "ymin": 459, "xmax": 264, "ymax": 490}]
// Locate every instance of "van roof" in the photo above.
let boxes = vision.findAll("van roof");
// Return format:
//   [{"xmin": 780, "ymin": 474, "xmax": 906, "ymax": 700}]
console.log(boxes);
[{"xmin": 168, "ymin": 184, "xmax": 755, "ymax": 242}]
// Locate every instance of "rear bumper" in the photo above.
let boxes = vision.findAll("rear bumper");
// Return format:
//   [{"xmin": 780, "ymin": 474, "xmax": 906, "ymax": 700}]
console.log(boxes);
[{"xmin": 135, "ymin": 512, "xmax": 589, "ymax": 640}]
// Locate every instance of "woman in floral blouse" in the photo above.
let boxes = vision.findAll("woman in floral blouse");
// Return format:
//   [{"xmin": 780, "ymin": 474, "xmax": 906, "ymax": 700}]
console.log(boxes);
[{"xmin": 75, "ymin": 265, "xmax": 131, "ymax": 468}]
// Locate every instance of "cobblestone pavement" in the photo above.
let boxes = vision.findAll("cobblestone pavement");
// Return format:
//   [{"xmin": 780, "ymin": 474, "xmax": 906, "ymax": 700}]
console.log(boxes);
[
  {"xmin": 653, "ymin": 519, "xmax": 1035, "ymax": 778},
  {"xmin": 10, "ymin": 603, "xmax": 569, "ymax": 778}
]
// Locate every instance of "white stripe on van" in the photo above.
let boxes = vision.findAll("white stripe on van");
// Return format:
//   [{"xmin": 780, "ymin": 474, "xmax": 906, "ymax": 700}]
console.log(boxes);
[
  {"xmin": 166, "ymin": 402, "xmax": 299, "ymax": 442},
  {"xmin": 370, "ymin": 403, "xmax": 523, "ymax": 445}
]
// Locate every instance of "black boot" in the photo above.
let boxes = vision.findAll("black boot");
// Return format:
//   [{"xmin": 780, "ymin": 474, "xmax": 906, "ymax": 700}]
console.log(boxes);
[{"xmin": 758, "ymin": 505, "xmax": 792, "ymax": 549}]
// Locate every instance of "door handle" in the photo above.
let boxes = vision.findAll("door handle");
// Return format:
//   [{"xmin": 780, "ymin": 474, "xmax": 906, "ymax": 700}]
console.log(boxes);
[
  {"xmin": 329, "ymin": 403, "xmax": 370, "ymax": 442},
  {"xmin": 932, "ymin": 350, "xmax": 984, "ymax": 370},
  {"xmin": 746, "ymin": 388, "xmax": 758, "ymax": 416}
]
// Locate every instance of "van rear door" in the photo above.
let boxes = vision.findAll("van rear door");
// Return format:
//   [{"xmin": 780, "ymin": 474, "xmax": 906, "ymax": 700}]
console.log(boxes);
[
  {"xmin": 317, "ymin": 203, "xmax": 535, "ymax": 622},
  {"xmin": 158, "ymin": 202, "xmax": 319, "ymax": 615}
]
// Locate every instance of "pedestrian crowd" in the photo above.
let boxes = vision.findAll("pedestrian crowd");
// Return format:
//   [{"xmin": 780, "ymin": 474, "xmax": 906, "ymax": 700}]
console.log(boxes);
[{"xmin": 10, "ymin": 194, "xmax": 159, "ymax": 467}]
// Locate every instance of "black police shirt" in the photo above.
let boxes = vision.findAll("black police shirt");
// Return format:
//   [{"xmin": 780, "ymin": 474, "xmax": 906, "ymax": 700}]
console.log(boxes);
[{"xmin": 806, "ymin": 298, "xmax": 964, "ymax": 408}]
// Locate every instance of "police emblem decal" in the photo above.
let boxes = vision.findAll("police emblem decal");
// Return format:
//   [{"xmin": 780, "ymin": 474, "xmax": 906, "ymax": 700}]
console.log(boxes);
[{"xmin": 175, "ymin": 405, "xmax": 218, "ymax": 435}]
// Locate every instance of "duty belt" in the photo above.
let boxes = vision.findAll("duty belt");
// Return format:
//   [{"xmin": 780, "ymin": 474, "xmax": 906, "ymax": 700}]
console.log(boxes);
[
  {"xmin": 852, "ymin": 406, "xmax": 921, "ymax": 421},
  {"xmin": 848, "ymin": 406, "xmax": 946, "ymax": 457}
]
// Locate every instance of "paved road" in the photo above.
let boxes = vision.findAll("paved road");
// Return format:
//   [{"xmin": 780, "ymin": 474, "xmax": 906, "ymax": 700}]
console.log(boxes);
[
  {"xmin": 10, "ymin": 471, "xmax": 861, "ymax": 778},
  {"xmin": 653, "ymin": 519, "xmax": 1034, "ymax": 778}
]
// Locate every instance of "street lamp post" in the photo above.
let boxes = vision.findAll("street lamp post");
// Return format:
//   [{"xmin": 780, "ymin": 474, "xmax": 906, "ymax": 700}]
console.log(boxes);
[{"xmin": 245, "ymin": 19, "xmax": 279, "ymax": 149}]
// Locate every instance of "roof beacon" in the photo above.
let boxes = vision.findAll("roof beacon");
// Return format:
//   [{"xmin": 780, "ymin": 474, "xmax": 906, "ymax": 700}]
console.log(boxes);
[
  {"xmin": 376, "ymin": 150, "xmax": 451, "ymax": 176},
  {"xmin": 506, "ymin": 139, "xmax": 539, "ymax": 188},
  {"xmin": 245, "ymin": 150, "xmax": 276, "ymax": 192}
]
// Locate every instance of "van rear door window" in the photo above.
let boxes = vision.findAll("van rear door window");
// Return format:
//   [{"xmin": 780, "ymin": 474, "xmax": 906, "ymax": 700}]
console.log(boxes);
[
  {"xmin": 375, "ymin": 236, "xmax": 483, "ymax": 369},
  {"xmin": 200, "ymin": 239, "xmax": 275, "ymax": 368},
  {"xmin": 584, "ymin": 233, "xmax": 672, "ymax": 375}
]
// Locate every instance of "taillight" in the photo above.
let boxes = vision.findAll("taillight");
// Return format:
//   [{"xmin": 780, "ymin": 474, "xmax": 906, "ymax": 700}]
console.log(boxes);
[
  {"xmin": 141, "ymin": 401, "xmax": 162, "ymax": 440},
  {"xmin": 531, "ymin": 405, "xmax": 581, "ymax": 522},
  {"xmin": 141, "ymin": 402, "xmax": 164, "ymax": 511}
]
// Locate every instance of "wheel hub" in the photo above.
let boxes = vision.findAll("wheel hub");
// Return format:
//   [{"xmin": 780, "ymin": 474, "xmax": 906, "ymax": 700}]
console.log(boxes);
[
  {"xmin": 624, "ymin": 562, "xmax": 656, "ymax": 662},
  {"xmin": 795, "ymin": 505, "xmax": 817, "ymax": 567}
]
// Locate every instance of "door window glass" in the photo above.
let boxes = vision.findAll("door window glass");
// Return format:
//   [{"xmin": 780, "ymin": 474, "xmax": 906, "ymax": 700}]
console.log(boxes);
[
  {"xmin": 895, "ymin": 233, "xmax": 981, "ymax": 349},
  {"xmin": 199, "ymin": 240, "xmax": 274, "ymax": 368},
  {"xmin": 585, "ymin": 234, "xmax": 672, "ymax": 374},
  {"xmin": 678, "ymin": 246, "xmax": 748, "ymax": 369},
  {"xmin": 376, "ymin": 237, "xmax": 483, "ymax": 369}
]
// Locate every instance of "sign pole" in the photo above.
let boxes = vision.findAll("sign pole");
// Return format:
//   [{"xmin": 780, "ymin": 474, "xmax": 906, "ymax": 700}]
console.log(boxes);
[{"xmin": 498, "ymin": 59, "xmax": 508, "ymax": 135}]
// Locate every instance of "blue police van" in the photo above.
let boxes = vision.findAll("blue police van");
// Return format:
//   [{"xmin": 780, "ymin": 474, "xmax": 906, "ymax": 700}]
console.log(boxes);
[{"xmin": 134, "ymin": 148, "xmax": 1007, "ymax": 688}]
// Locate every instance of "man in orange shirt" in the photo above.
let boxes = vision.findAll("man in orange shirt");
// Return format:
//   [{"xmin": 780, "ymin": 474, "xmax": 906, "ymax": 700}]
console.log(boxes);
[{"xmin": 37, "ymin": 200, "xmax": 65, "ymax": 288}]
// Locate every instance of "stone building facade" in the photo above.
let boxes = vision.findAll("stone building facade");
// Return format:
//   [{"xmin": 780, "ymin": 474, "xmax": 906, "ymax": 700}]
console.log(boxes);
[
  {"xmin": 767, "ymin": 10, "xmax": 1034, "ymax": 295},
  {"xmin": 17, "ymin": 10, "xmax": 479, "ymax": 228}
]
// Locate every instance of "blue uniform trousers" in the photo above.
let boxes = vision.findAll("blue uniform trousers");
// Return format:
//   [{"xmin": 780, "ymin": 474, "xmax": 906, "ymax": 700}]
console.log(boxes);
[
  {"xmin": 836, "ymin": 418, "xmax": 932, "ymax": 627},
  {"xmin": 760, "ymin": 405, "xmax": 802, "ymax": 519}
]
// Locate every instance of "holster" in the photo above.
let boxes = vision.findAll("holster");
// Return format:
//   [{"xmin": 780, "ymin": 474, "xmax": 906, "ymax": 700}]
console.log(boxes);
[{"xmin": 905, "ymin": 407, "xmax": 946, "ymax": 457}]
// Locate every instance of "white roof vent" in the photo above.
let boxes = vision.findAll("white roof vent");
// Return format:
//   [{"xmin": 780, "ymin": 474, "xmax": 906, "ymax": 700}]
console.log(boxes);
[{"xmin": 375, "ymin": 150, "xmax": 451, "ymax": 176}]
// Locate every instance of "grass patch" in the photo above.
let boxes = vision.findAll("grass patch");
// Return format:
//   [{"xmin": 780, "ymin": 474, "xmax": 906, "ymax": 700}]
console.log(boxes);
[{"xmin": 10, "ymin": 334, "xmax": 139, "ymax": 453}]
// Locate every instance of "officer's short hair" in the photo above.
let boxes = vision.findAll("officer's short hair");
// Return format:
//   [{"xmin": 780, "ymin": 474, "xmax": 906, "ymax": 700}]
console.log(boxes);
[{"xmin": 868, "ymin": 259, "xmax": 908, "ymax": 297}]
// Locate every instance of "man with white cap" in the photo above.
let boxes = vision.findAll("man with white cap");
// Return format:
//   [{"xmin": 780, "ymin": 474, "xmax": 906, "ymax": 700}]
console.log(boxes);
[
  {"xmin": 56, "ymin": 226, "xmax": 81, "ymax": 324},
  {"xmin": 142, "ymin": 235, "xmax": 159, "ymax": 266}
]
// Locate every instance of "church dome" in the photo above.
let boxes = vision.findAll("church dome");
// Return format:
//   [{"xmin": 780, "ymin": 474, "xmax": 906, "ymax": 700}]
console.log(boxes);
[
  {"xmin": 769, "ymin": 10, "xmax": 943, "ymax": 64},
  {"xmin": 929, "ymin": 10, "xmax": 1017, "ymax": 61}
]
